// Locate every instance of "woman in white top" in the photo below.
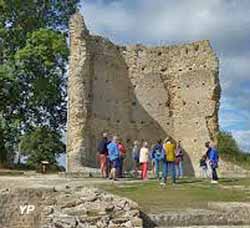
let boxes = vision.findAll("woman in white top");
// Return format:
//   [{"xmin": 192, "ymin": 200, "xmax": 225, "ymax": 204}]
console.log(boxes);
[{"xmin": 140, "ymin": 142, "xmax": 149, "ymax": 180}]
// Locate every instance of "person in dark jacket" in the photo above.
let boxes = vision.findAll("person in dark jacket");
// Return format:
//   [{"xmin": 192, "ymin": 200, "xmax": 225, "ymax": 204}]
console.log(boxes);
[
  {"xmin": 175, "ymin": 140, "xmax": 184, "ymax": 178},
  {"xmin": 132, "ymin": 140, "xmax": 140, "ymax": 177},
  {"xmin": 151, "ymin": 139, "xmax": 163, "ymax": 180},
  {"xmin": 97, "ymin": 132, "xmax": 109, "ymax": 178},
  {"xmin": 205, "ymin": 141, "xmax": 212, "ymax": 158},
  {"xmin": 200, "ymin": 154, "xmax": 208, "ymax": 178}
]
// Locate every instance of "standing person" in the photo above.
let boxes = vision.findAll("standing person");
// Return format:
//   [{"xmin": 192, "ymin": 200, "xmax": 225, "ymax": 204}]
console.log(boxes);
[
  {"xmin": 107, "ymin": 136, "xmax": 120, "ymax": 181},
  {"xmin": 97, "ymin": 132, "xmax": 109, "ymax": 178},
  {"xmin": 132, "ymin": 140, "xmax": 140, "ymax": 177},
  {"xmin": 151, "ymin": 139, "xmax": 163, "ymax": 180},
  {"xmin": 200, "ymin": 154, "xmax": 209, "ymax": 178},
  {"xmin": 175, "ymin": 140, "xmax": 184, "ymax": 178},
  {"xmin": 205, "ymin": 141, "xmax": 212, "ymax": 177},
  {"xmin": 208, "ymin": 142, "xmax": 219, "ymax": 183},
  {"xmin": 161, "ymin": 138, "xmax": 176, "ymax": 186},
  {"xmin": 139, "ymin": 142, "xmax": 150, "ymax": 180},
  {"xmin": 118, "ymin": 139, "xmax": 126, "ymax": 178}
]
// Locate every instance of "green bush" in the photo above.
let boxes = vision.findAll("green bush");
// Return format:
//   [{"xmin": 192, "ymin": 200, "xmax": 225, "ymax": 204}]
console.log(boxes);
[{"xmin": 217, "ymin": 131, "xmax": 250, "ymax": 169}]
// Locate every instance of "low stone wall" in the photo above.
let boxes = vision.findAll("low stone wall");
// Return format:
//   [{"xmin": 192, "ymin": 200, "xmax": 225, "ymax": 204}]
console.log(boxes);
[{"xmin": 0, "ymin": 187, "xmax": 143, "ymax": 228}]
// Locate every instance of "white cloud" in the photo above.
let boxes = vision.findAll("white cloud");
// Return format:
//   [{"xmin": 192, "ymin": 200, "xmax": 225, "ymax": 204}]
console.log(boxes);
[{"xmin": 233, "ymin": 130, "xmax": 250, "ymax": 153}]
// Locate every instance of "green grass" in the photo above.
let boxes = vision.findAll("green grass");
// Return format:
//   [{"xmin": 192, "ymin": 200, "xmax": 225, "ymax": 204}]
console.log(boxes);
[{"xmin": 100, "ymin": 178, "xmax": 250, "ymax": 213}]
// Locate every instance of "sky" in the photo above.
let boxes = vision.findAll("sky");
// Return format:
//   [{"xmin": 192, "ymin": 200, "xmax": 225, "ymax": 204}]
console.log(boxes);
[{"xmin": 79, "ymin": 0, "xmax": 250, "ymax": 152}]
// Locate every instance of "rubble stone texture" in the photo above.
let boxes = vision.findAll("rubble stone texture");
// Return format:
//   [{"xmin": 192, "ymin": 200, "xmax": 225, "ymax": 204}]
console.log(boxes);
[
  {"xmin": 66, "ymin": 12, "xmax": 243, "ymax": 176},
  {"xmin": 0, "ymin": 187, "xmax": 142, "ymax": 228}
]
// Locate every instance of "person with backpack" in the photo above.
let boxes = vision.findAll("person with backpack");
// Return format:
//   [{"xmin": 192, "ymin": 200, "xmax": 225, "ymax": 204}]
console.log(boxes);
[
  {"xmin": 151, "ymin": 139, "xmax": 163, "ymax": 180},
  {"xmin": 208, "ymin": 142, "xmax": 219, "ymax": 183},
  {"xmin": 132, "ymin": 140, "xmax": 140, "ymax": 177},
  {"xmin": 118, "ymin": 139, "xmax": 126, "ymax": 178},
  {"xmin": 161, "ymin": 137, "xmax": 176, "ymax": 186},
  {"xmin": 97, "ymin": 132, "xmax": 109, "ymax": 178},
  {"xmin": 175, "ymin": 140, "xmax": 184, "ymax": 178}
]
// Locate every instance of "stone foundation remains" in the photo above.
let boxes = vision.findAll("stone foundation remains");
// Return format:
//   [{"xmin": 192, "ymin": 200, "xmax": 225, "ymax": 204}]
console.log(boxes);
[{"xmin": 66, "ymin": 12, "xmax": 243, "ymax": 176}]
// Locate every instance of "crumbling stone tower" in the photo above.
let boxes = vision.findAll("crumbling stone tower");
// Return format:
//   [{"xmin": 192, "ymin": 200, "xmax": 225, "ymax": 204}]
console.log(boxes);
[{"xmin": 67, "ymin": 12, "xmax": 226, "ymax": 176}]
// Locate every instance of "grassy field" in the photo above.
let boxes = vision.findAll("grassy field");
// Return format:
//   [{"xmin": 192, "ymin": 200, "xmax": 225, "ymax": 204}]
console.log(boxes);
[{"xmin": 100, "ymin": 178, "xmax": 250, "ymax": 213}]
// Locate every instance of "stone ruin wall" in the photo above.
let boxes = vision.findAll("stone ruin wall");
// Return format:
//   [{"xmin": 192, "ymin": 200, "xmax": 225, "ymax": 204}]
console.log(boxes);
[{"xmin": 67, "ymin": 12, "xmax": 246, "ymax": 176}]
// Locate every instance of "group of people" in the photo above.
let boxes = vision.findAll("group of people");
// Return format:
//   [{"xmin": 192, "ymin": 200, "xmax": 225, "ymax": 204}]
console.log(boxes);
[
  {"xmin": 97, "ymin": 132, "xmax": 219, "ymax": 184},
  {"xmin": 131, "ymin": 138, "xmax": 184, "ymax": 185}
]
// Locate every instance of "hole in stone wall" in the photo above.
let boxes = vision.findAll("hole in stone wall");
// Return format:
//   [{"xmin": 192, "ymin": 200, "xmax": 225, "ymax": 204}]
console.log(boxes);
[
  {"xmin": 202, "ymin": 82, "xmax": 205, "ymax": 86},
  {"xmin": 182, "ymin": 101, "xmax": 186, "ymax": 106},
  {"xmin": 194, "ymin": 139, "xmax": 197, "ymax": 142},
  {"xmin": 133, "ymin": 85, "xmax": 137, "ymax": 88},
  {"xmin": 158, "ymin": 52, "xmax": 162, "ymax": 56},
  {"xmin": 194, "ymin": 44, "xmax": 199, "ymax": 51},
  {"xmin": 204, "ymin": 65, "xmax": 207, "ymax": 68},
  {"xmin": 159, "ymin": 103, "xmax": 162, "ymax": 106},
  {"xmin": 116, "ymin": 120, "xmax": 120, "ymax": 123},
  {"xmin": 105, "ymin": 79, "xmax": 109, "ymax": 83},
  {"xmin": 189, "ymin": 67, "xmax": 192, "ymax": 71},
  {"xmin": 126, "ymin": 66, "xmax": 130, "ymax": 70},
  {"xmin": 141, "ymin": 121, "xmax": 144, "ymax": 124},
  {"xmin": 167, "ymin": 122, "xmax": 170, "ymax": 125},
  {"xmin": 197, "ymin": 101, "xmax": 200, "ymax": 104},
  {"xmin": 185, "ymin": 48, "xmax": 189, "ymax": 54},
  {"xmin": 165, "ymin": 101, "xmax": 170, "ymax": 107},
  {"xmin": 161, "ymin": 67, "xmax": 167, "ymax": 72},
  {"xmin": 131, "ymin": 120, "xmax": 136, "ymax": 124},
  {"xmin": 179, "ymin": 69, "xmax": 182, "ymax": 72},
  {"xmin": 88, "ymin": 94, "xmax": 91, "ymax": 98},
  {"xmin": 107, "ymin": 117, "xmax": 111, "ymax": 121},
  {"xmin": 186, "ymin": 85, "xmax": 190, "ymax": 88},
  {"xmin": 196, "ymin": 121, "xmax": 199, "ymax": 125},
  {"xmin": 142, "ymin": 67, "xmax": 145, "ymax": 71},
  {"xmin": 132, "ymin": 101, "xmax": 136, "ymax": 106},
  {"xmin": 178, "ymin": 86, "xmax": 181, "ymax": 89}
]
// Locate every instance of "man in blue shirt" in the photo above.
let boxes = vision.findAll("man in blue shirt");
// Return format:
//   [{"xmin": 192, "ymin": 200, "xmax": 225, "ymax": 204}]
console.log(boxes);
[
  {"xmin": 208, "ymin": 142, "xmax": 219, "ymax": 183},
  {"xmin": 107, "ymin": 136, "xmax": 120, "ymax": 181}
]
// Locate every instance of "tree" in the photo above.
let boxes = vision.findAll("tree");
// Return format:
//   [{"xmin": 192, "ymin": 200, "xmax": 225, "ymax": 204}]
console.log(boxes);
[
  {"xmin": 217, "ymin": 131, "xmax": 250, "ymax": 168},
  {"xmin": 0, "ymin": 0, "xmax": 80, "ymax": 166},
  {"xmin": 20, "ymin": 126, "xmax": 65, "ymax": 168},
  {"xmin": 0, "ymin": 0, "xmax": 79, "ymax": 62},
  {"xmin": 15, "ymin": 28, "xmax": 68, "ymax": 131}
]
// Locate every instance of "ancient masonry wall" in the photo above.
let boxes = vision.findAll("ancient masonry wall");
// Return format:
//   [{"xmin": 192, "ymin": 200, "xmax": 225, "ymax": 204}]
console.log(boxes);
[{"xmin": 66, "ymin": 12, "xmax": 245, "ymax": 176}]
